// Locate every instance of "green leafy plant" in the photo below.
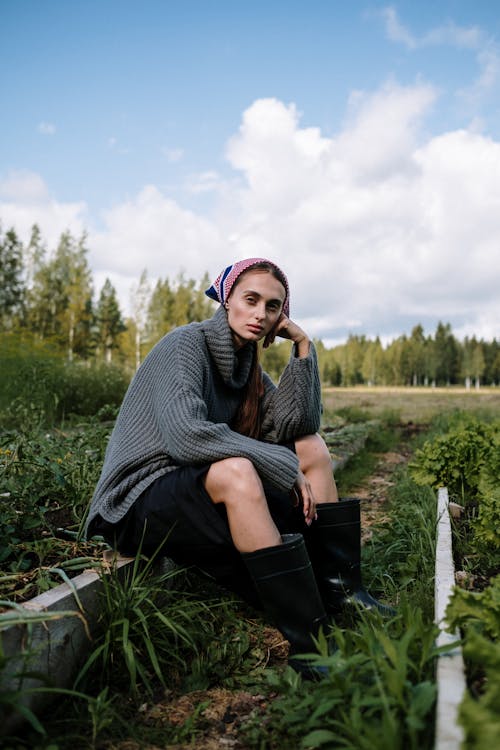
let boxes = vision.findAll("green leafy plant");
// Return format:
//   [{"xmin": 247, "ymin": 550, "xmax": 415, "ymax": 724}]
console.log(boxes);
[
  {"xmin": 473, "ymin": 432, "xmax": 500, "ymax": 552},
  {"xmin": 408, "ymin": 415, "xmax": 496, "ymax": 504},
  {"xmin": 446, "ymin": 576, "xmax": 500, "ymax": 749}
]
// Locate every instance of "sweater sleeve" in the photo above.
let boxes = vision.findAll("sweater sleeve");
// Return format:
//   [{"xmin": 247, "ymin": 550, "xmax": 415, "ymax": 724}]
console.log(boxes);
[
  {"xmin": 260, "ymin": 342, "xmax": 322, "ymax": 444},
  {"xmin": 151, "ymin": 330, "xmax": 300, "ymax": 492}
]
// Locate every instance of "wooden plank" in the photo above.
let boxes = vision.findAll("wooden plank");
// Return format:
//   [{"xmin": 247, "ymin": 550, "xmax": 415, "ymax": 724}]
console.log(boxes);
[{"xmin": 434, "ymin": 487, "xmax": 466, "ymax": 750}]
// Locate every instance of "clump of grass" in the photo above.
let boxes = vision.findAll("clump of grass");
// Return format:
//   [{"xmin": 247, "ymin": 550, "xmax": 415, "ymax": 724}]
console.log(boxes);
[
  {"xmin": 362, "ymin": 473, "xmax": 437, "ymax": 617},
  {"xmin": 240, "ymin": 470, "xmax": 439, "ymax": 749},
  {"xmin": 5, "ymin": 565, "xmax": 276, "ymax": 749},
  {"xmin": 74, "ymin": 556, "xmax": 214, "ymax": 699}
]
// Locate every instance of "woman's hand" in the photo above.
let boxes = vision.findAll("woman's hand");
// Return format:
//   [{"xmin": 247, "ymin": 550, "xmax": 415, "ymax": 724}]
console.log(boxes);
[
  {"xmin": 293, "ymin": 469, "xmax": 317, "ymax": 526},
  {"xmin": 263, "ymin": 314, "xmax": 310, "ymax": 357}
]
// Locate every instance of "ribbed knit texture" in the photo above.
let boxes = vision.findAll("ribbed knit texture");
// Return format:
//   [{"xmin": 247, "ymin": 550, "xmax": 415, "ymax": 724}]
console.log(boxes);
[{"xmin": 85, "ymin": 305, "xmax": 322, "ymax": 533}]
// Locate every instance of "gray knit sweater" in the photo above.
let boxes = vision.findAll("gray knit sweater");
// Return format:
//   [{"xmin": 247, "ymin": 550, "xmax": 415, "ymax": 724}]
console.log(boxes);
[{"xmin": 86, "ymin": 305, "xmax": 321, "ymax": 533}]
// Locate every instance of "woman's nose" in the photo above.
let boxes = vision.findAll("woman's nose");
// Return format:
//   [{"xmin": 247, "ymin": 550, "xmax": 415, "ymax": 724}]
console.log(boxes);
[{"xmin": 254, "ymin": 303, "xmax": 266, "ymax": 320}]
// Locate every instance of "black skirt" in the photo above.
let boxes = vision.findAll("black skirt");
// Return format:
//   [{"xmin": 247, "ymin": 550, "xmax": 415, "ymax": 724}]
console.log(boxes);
[{"xmin": 93, "ymin": 452, "xmax": 305, "ymax": 605}]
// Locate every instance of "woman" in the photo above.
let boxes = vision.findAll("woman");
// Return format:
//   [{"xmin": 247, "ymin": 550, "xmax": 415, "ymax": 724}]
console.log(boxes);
[{"xmin": 86, "ymin": 257, "xmax": 389, "ymax": 675}]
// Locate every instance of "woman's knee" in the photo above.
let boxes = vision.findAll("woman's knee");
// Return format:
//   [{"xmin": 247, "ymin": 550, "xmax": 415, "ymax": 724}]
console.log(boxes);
[
  {"xmin": 295, "ymin": 433, "xmax": 331, "ymax": 473},
  {"xmin": 204, "ymin": 456, "xmax": 263, "ymax": 504}
]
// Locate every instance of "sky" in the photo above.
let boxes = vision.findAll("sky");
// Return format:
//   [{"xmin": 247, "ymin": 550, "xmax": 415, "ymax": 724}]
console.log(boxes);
[{"xmin": 1, "ymin": 0, "xmax": 500, "ymax": 346}]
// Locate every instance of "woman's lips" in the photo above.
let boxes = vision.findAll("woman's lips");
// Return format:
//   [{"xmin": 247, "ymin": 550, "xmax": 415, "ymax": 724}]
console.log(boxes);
[{"xmin": 247, "ymin": 324, "xmax": 263, "ymax": 333}]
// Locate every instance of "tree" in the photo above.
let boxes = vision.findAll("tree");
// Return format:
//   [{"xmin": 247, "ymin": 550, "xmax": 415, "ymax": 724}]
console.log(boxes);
[
  {"xmin": 433, "ymin": 322, "xmax": 459, "ymax": 385},
  {"xmin": 190, "ymin": 272, "xmax": 216, "ymax": 322},
  {"xmin": 63, "ymin": 233, "xmax": 94, "ymax": 361},
  {"xmin": 0, "ymin": 226, "xmax": 25, "ymax": 330},
  {"xmin": 384, "ymin": 337, "xmax": 405, "ymax": 385},
  {"xmin": 338, "ymin": 335, "xmax": 366, "ymax": 385},
  {"xmin": 25, "ymin": 230, "xmax": 93, "ymax": 358},
  {"xmin": 95, "ymin": 278, "xmax": 126, "ymax": 363},
  {"xmin": 471, "ymin": 342, "xmax": 486, "ymax": 389},
  {"xmin": 130, "ymin": 269, "xmax": 152, "ymax": 370},
  {"xmin": 23, "ymin": 224, "xmax": 45, "ymax": 290},
  {"xmin": 461, "ymin": 336, "xmax": 475, "ymax": 389},
  {"xmin": 261, "ymin": 341, "xmax": 292, "ymax": 383},
  {"xmin": 407, "ymin": 325, "xmax": 427, "ymax": 386},
  {"xmin": 146, "ymin": 271, "xmax": 215, "ymax": 344},
  {"xmin": 147, "ymin": 277, "xmax": 175, "ymax": 342},
  {"xmin": 483, "ymin": 339, "xmax": 499, "ymax": 385},
  {"xmin": 361, "ymin": 338, "xmax": 384, "ymax": 385}
]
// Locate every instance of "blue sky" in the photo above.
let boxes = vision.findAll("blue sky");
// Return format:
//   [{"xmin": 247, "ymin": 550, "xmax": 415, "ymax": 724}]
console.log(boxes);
[{"xmin": 1, "ymin": 1, "xmax": 500, "ymax": 344}]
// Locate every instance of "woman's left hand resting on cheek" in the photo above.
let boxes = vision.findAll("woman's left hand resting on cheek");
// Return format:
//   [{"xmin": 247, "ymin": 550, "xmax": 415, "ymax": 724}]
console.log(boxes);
[{"xmin": 263, "ymin": 314, "xmax": 310, "ymax": 358}]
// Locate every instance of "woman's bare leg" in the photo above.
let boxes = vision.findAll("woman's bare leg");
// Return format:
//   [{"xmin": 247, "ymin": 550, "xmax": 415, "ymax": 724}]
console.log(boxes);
[
  {"xmin": 204, "ymin": 457, "xmax": 281, "ymax": 553},
  {"xmin": 295, "ymin": 434, "xmax": 338, "ymax": 504}
]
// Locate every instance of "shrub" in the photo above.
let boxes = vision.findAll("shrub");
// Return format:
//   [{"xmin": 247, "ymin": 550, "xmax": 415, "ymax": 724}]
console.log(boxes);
[
  {"xmin": 0, "ymin": 334, "xmax": 129, "ymax": 428},
  {"xmin": 408, "ymin": 415, "xmax": 496, "ymax": 504}
]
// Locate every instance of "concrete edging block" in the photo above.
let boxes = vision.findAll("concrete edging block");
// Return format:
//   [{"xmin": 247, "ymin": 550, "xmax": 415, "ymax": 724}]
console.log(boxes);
[
  {"xmin": 434, "ymin": 487, "xmax": 466, "ymax": 750},
  {"xmin": 0, "ymin": 555, "xmax": 176, "ymax": 733}
]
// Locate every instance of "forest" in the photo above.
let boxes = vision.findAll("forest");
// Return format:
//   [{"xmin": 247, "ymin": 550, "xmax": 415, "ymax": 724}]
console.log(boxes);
[{"xmin": 1, "ymin": 223, "xmax": 499, "ymax": 387}]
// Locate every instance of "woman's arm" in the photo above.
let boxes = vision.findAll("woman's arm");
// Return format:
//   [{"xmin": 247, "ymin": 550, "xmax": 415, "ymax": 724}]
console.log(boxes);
[
  {"xmin": 149, "ymin": 329, "xmax": 300, "ymax": 492},
  {"xmin": 260, "ymin": 316, "xmax": 322, "ymax": 443}
]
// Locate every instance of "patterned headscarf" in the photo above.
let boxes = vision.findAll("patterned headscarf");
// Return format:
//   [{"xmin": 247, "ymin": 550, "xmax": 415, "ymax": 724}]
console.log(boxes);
[{"xmin": 205, "ymin": 258, "xmax": 290, "ymax": 316}]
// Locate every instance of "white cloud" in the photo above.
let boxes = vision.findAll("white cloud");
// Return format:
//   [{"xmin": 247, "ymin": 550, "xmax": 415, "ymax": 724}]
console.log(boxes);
[
  {"xmin": 185, "ymin": 170, "xmax": 223, "ymax": 194},
  {"xmin": 379, "ymin": 7, "xmax": 500, "ymax": 103},
  {"xmin": 0, "ymin": 170, "xmax": 87, "ymax": 247},
  {"xmin": 221, "ymin": 91, "xmax": 500, "ymax": 340},
  {"xmin": 380, "ymin": 6, "xmax": 417, "ymax": 50},
  {"xmin": 38, "ymin": 121, "xmax": 56, "ymax": 135},
  {"xmin": 89, "ymin": 184, "xmax": 227, "ymax": 309},
  {"xmin": 2, "ymin": 88, "xmax": 500, "ymax": 341}
]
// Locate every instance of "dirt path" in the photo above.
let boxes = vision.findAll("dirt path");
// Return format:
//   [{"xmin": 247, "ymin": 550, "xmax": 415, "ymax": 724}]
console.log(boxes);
[{"xmin": 358, "ymin": 447, "xmax": 410, "ymax": 543}]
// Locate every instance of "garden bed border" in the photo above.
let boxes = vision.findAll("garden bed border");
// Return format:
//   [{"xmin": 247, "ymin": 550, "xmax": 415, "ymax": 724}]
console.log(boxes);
[{"xmin": 434, "ymin": 486, "xmax": 466, "ymax": 750}]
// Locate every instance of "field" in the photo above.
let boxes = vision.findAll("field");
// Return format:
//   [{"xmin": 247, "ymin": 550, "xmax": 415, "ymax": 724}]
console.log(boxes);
[
  {"xmin": 2, "ymin": 382, "xmax": 500, "ymax": 748},
  {"xmin": 323, "ymin": 385, "xmax": 500, "ymax": 423}
]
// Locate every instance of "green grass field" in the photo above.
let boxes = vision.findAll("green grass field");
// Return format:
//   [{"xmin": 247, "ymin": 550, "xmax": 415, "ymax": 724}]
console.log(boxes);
[{"xmin": 322, "ymin": 385, "xmax": 500, "ymax": 424}]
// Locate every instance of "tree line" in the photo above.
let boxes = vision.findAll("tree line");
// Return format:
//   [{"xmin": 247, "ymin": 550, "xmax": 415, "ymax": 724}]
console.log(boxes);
[{"xmin": 1, "ymin": 223, "xmax": 499, "ymax": 387}]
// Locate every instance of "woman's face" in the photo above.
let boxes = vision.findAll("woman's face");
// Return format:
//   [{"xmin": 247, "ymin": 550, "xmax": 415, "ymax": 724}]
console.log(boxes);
[{"xmin": 226, "ymin": 269, "xmax": 286, "ymax": 349}]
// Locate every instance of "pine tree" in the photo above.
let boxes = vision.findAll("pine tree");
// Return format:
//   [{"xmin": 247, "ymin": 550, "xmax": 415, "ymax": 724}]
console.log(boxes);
[
  {"xmin": 26, "ymin": 230, "xmax": 93, "ymax": 357},
  {"xmin": 95, "ymin": 278, "xmax": 126, "ymax": 363},
  {"xmin": 0, "ymin": 225, "xmax": 25, "ymax": 330}
]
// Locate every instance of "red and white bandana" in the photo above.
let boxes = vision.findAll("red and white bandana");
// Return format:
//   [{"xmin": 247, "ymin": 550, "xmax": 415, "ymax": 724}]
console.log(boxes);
[{"xmin": 205, "ymin": 257, "xmax": 290, "ymax": 316}]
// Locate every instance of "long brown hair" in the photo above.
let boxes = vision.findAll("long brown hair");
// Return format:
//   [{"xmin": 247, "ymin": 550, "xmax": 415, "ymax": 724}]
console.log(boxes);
[{"xmin": 229, "ymin": 263, "xmax": 287, "ymax": 438}]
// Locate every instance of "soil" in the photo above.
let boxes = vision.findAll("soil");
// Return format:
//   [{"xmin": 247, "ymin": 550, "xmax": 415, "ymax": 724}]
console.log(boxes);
[{"xmin": 105, "ymin": 444, "xmax": 411, "ymax": 750}]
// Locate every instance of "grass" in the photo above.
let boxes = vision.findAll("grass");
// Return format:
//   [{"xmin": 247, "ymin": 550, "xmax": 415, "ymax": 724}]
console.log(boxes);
[
  {"xmin": 2, "ymin": 383, "xmax": 499, "ymax": 748},
  {"xmin": 239, "ymin": 472, "xmax": 439, "ymax": 750},
  {"xmin": 322, "ymin": 385, "xmax": 500, "ymax": 424},
  {"xmin": 333, "ymin": 419, "xmax": 401, "ymax": 496}
]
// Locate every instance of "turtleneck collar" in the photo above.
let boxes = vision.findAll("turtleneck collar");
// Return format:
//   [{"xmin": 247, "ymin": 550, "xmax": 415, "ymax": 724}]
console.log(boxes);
[{"xmin": 202, "ymin": 305, "xmax": 255, "ymax": 389}]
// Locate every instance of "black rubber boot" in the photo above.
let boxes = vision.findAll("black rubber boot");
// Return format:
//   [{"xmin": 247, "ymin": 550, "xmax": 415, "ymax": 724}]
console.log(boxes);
[
  {"xmin": 305, "ymin": 498, "xmax": 396, "ymax": 617},
  {"xmin": 241, "ymin": 533, "xmax": 330, "ymax": 679}
]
